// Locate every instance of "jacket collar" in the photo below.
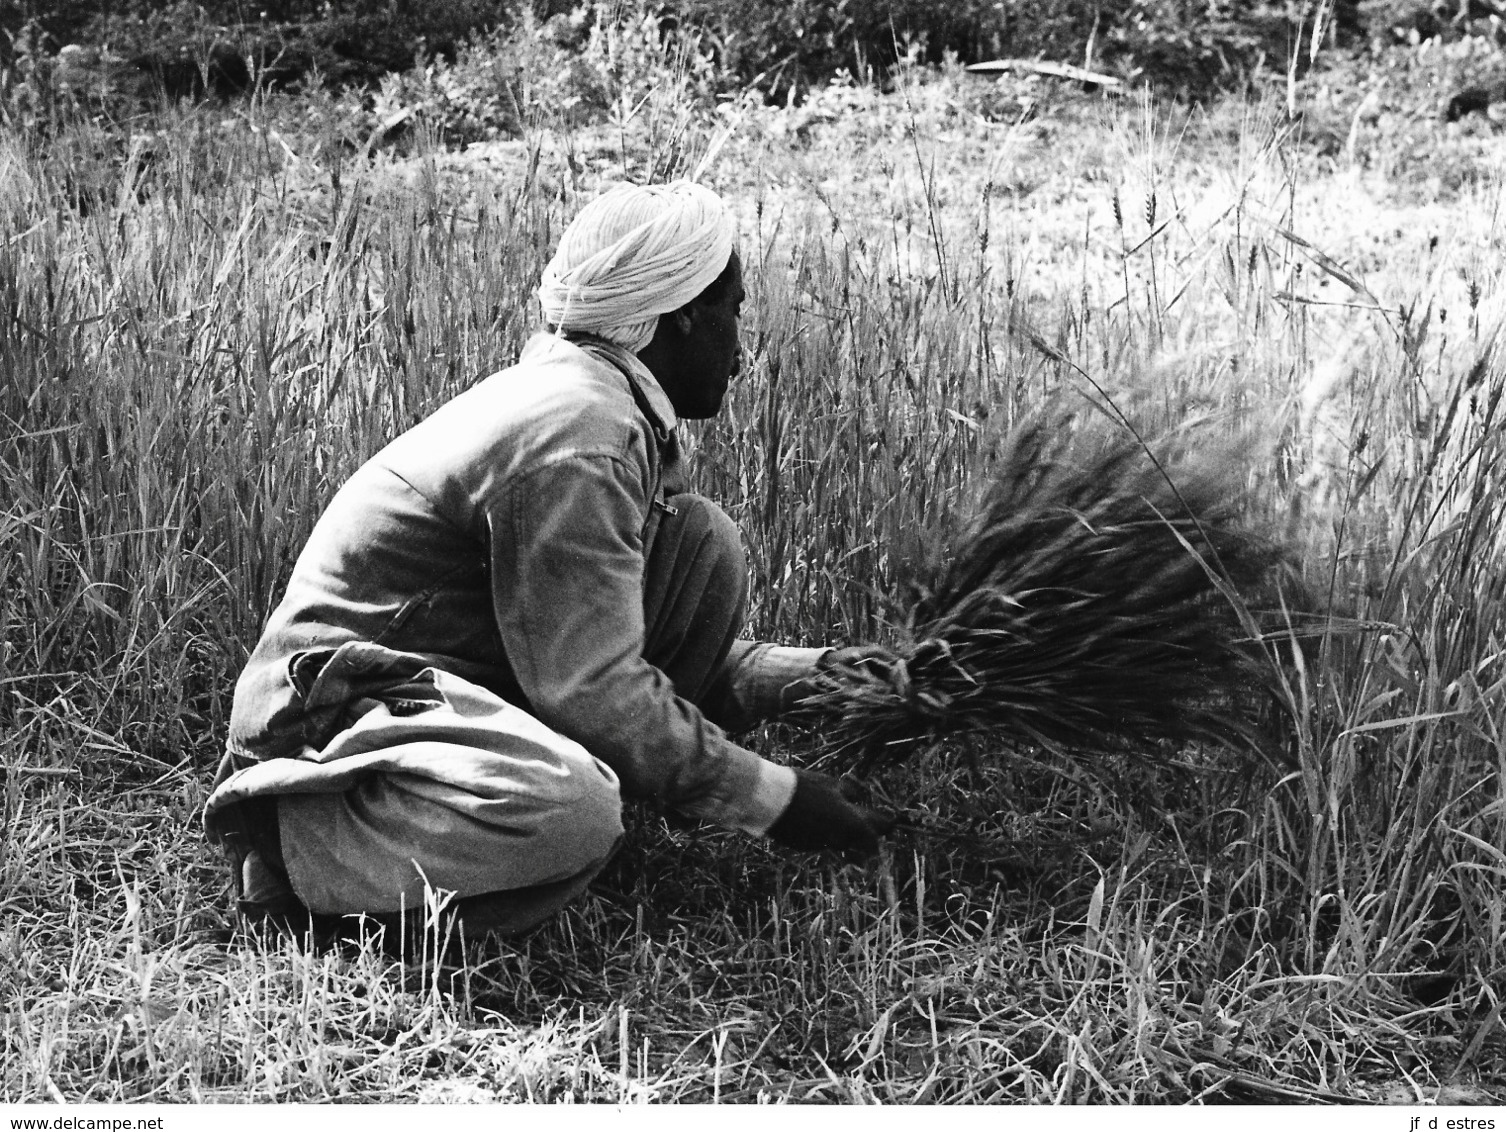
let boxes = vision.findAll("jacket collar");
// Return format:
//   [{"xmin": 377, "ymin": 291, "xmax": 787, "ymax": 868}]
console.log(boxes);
[{"xmin": 533, "ymin": 331, "xmax": 679, "ymax": 442}]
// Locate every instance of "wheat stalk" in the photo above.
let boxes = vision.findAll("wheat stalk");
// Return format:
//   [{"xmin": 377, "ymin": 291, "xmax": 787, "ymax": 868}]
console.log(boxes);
[{"xmin": 804, "ymin": 405, "xmax": 1300, "ymax": 767}]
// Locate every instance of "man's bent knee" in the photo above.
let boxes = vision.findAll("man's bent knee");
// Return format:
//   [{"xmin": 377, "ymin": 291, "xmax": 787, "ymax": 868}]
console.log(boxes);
[
  {"xmin": 643, "ymin": 494, "xmax": 748, "ymax": 701},
  {"xmin": 651, "ymin": 493, "xmax": 745, "ymax": 591}
]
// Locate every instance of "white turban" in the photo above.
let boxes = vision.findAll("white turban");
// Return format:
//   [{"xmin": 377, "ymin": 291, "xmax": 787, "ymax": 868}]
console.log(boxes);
[{"xmin": 538, "ymin": 181, "xmax": 736, "ymax": 352}]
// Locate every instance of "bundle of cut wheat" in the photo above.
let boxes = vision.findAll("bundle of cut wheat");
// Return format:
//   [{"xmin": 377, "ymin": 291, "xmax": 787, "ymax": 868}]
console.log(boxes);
[{"xmin": 806, "ymin": 406, "xmax": 1298, "ymax": 767}]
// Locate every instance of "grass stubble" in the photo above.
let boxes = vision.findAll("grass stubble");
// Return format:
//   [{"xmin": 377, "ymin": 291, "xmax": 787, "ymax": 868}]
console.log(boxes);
[{"xmin": 1, "ymin": 50, "xmax": 1505, "ymax": 1103}]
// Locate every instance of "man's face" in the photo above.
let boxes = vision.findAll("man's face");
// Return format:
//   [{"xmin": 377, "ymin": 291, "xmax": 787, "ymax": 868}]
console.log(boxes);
[{"xmin": 662, "ymin": 251, "xmax": 745, "ymax": 420}]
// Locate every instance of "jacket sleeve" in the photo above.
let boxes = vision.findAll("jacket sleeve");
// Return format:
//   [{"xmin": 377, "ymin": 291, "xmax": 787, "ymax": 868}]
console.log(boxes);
[
  {"xmin": 701, "ymin": 640, "xmax": 833, "ymax": 734},
  {"xmin": 486, "ymin": 447, "xmax": 795, "ymax": 834}
]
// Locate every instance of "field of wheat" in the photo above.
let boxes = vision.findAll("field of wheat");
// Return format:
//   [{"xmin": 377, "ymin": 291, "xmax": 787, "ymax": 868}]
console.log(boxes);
[{"xmin": 2, "ymin": 33, "xmax": 1504, "ymax": 1102}]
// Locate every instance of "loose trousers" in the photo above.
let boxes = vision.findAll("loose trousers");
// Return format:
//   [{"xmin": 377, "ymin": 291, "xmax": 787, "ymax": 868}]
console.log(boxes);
[{"xmin": 212, "ymin": 493, "xmax": 748, "ymax": 939}]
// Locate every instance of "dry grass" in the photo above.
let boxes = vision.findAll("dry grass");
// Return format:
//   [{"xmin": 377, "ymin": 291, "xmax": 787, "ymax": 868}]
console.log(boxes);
[{"xmin": 3, "ymin": 35, "xmax": 1506, "ymax": 1103}]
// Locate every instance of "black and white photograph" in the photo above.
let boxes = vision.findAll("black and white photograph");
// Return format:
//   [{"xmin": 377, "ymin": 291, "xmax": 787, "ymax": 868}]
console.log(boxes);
[{"xmin": 2, "ymin": 0, "xmax": 1504, "ymax": 1109}]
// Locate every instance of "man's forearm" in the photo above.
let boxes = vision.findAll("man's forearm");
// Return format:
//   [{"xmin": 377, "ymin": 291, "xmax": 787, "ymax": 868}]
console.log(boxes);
[{"xmin": 699, "ymin": 640, "xmax": 832, "ymax": 734}]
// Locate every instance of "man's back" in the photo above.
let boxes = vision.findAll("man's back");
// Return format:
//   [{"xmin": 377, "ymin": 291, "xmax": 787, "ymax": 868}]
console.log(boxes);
[{"xmin": 227, "ymin": 334, "xmax": 672, "ymax": 764}]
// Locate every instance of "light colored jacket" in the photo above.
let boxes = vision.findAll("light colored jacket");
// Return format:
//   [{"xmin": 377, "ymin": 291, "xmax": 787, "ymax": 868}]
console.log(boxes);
[{"xmin": 224, "ymin": 333, "xmax": 803, "ymax": 833}]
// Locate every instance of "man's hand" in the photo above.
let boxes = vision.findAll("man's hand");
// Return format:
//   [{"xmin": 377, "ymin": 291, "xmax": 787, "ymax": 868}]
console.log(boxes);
[
  {"xmin": 766, "ymin": 769, "xmax": 897, "ymax": 860},
  {"xmin": 782, "ymin": 644, "xmax": 899, "ymax": 713},
  {"xmin": 819, "ymin": 643, "xmax": 897, "ymax": 677}
]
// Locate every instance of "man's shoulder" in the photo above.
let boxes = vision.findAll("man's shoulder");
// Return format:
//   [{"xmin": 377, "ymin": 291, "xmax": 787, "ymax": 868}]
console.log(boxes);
[
  {"xmin": 492, "ymin": 333, "xmax": 636, "ymax": 415},
  {"xmin": 386, "ymin": 334, "xmax": 649, "ymax": 481},
  {"xmin": 475, "ymin": 334, "xmax": 643, "ymax": 448}
]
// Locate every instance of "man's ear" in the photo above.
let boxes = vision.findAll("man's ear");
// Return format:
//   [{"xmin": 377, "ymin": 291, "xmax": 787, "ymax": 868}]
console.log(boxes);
[{"xmin": 668, "ymin": 306, "xmax": 696, "ymax": 336}]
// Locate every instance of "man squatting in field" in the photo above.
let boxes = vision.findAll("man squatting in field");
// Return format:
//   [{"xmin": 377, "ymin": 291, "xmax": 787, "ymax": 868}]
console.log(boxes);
[{"xmin": 203, "ymin": 181, "xmax": 896, "ymax": 936}]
